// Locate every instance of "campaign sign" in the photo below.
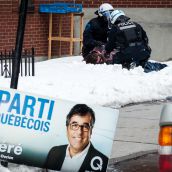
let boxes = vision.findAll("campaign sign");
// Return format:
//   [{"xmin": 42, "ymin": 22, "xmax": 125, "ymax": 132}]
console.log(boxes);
[{"xmin": 0, "ymin": 87, "xmax": 119, "ymax": 171}]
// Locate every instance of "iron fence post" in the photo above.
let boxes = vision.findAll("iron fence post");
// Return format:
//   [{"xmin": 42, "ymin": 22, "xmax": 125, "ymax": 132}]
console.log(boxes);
[{"xmin": 10, "ymin": 0, "xmax": 28, "ymax": 89}]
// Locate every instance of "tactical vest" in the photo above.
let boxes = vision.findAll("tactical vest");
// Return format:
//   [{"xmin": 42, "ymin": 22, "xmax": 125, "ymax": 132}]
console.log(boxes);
[{"xmin": 116, "ymin": 21, "xmax": 143, "ymax": 49}]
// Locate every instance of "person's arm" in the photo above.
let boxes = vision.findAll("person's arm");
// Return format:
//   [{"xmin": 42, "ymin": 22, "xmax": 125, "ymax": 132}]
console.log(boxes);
[
  {"xmin": 83, "ymin": 20, "xmax": 104, "ymax": 48},
  {"xmin": 136, "ymin": 23, "xmax": 149, "ymax": 44},
  {"xmin": 139, "ymin": 24, "xmax": 152, "ymax": 53},
  {"xmin": 105, "ymin": 27, "xmax": 117, "ymax": 54}
]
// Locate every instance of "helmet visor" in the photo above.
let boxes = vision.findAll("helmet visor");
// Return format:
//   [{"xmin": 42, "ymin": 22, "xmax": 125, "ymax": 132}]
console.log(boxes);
[
  {"xmin": 102, "ymin": 10, "xmax": 111, "ymax": 20},
  {"xmin": 101, "ymin": 11, "xmax": 113, "ymax": 29}
]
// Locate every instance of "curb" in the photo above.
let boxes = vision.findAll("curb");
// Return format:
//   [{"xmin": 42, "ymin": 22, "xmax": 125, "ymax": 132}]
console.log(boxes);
[{"xmin": 108, "ymin": 149, "xmax": 158, "ymax": 165}]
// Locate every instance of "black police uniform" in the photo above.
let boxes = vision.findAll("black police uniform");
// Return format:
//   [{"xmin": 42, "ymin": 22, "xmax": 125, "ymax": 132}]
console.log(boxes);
[
  {"xmin": 82, "ymin": 17, "xmax": 109, "ymax": 59},
  {"xmin": 105, "ymin": 18, "xmax": 151, "ymax": 68}
]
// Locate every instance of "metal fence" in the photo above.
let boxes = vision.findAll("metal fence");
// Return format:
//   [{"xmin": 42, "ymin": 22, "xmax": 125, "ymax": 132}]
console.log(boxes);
[{"xmin": 0, "ymin": 48, "xmax": 35, "ymax": 78}]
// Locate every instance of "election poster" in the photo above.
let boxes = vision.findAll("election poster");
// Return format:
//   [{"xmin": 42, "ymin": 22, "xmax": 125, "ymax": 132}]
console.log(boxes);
[{"xmin": 0, "ymin": 87, "xmax": 119, "ymax": 171}]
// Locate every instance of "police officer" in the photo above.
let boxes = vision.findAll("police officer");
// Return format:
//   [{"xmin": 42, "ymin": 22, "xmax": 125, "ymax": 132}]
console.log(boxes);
[
  {"xmin": 82, "ymin": 3, "xmax": 114, "ymax": 60},
  {"xmin": 105, "ymin": 10, "xmax": 151, "ymax": 69}
]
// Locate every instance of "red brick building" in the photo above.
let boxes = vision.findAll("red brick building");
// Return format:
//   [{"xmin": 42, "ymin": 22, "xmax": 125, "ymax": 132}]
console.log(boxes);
[{"xmin": 0, "ymin": 0, "xmax": 171, "ymax": 59}]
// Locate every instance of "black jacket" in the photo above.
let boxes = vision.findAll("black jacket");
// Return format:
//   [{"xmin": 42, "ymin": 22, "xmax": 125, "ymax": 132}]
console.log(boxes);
[
  {"xmin": 44, "ymin": 143, "xmax": 108, "ymax": 172},
  {"xmin": 105, "ymin": 19, "xmax": 151, "ymax": 66},
  {"xmin": 82, "ymin": 17, "xmax": 109, "ymax": 58}
]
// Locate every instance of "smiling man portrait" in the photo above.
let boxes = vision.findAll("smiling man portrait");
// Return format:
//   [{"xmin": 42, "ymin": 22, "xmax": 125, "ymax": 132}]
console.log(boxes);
[{"xmin": 44, "ymin": 104, "xmax": 108, "ymax": 172}]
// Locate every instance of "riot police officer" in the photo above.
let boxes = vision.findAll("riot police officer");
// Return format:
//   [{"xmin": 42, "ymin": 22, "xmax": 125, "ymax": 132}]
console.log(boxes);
[
  {"xmin": 105, "ymin": 10, "xmax": 151, "ymax": 69},
  {"xmin": 82, "ymin": 3, "xmax": 114, "ymax": 60}
]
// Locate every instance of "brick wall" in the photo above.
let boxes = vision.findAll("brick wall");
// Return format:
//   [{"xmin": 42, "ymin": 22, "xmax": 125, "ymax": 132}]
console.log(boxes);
[
  {"xmin": 0, "ymin": 0, "xmax": 171, "ymax": 57},
  {"xmin": 62, "ymin": 0, "xmax": 172, "ymax": 8}
]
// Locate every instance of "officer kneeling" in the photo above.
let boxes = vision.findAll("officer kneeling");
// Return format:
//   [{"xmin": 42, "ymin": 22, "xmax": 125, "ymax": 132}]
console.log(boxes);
[{"xmin": 105, "ymin": 10, "xmax": 151, "ymax": 69}]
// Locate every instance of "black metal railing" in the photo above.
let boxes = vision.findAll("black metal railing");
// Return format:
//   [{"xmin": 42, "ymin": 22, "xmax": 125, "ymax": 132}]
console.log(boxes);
[{"xmin": 0, "ymin": 48, "xmax": 35, "ymax": 78}]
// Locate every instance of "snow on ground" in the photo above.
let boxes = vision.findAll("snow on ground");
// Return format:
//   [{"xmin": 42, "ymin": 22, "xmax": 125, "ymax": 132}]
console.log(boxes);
[
  {"xmin": 0, "ymin": 55, "xmax": 172, "ymax": 171},
  {"xmin": 1, "ymin": 56, "xmax": 172, "ymax": 108}
]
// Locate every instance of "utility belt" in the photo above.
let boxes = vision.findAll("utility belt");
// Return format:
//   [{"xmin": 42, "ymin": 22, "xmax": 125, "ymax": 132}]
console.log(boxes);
[
  {"xmin": 128, "ymin": 42, "xmax": 143, "ymax": 47},
  {"xmin": 116, "ymin": 42, "xmax": 143, "ymax": 51}
]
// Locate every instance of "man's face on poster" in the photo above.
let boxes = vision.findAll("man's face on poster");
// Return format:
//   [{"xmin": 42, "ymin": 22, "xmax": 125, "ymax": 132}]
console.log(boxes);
[{"xmin": 67, "ymin": 113, "xmax": 93, "ymax": 156}]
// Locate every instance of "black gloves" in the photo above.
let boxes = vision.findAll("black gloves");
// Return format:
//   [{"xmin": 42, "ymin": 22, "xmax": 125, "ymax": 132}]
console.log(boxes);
[{"xmin": 94, "ymin": 41, "xmax": 104, "ymax": 47}]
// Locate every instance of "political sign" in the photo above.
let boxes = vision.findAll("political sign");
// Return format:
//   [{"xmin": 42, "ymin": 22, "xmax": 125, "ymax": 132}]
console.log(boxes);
[{"xmin": 0, "ymin": 87, "xmax": 119, "ymax": 171}]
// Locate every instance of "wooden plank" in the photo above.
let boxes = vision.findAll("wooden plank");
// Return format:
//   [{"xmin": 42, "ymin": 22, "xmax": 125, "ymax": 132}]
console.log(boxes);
[
  {"xmin": 70, "ymin": 13, "xmax": 74, "ymax": 56},
  {"xmin": 59, "ymin": 15, "xmax": 62, "ymax": 56},
  {"xmin": 80, "ymin": 13, "xmax": 84, "ymax": 52},
  {"xmin": 49, "ymin": 37, "xmax": 82, "ymax": 42},
  {"xmin": 47, "ymin": 12, "xmax": 84, "ymax": 58},
  {"xmin": 48, "ymin": 13, "xmax": 52, "ymax": 59}
]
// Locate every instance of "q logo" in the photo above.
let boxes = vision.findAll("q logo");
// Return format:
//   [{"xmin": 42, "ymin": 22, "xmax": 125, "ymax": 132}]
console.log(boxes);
[{"xmin": 90, "ymin": 156, "xmax": 103, "ymax": 171}]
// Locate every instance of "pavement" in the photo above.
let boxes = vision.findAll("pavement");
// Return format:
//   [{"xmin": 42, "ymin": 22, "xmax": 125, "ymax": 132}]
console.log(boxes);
[{"xmin": 109, "ymin": 101, "xmax": 172, "ymax": 164}]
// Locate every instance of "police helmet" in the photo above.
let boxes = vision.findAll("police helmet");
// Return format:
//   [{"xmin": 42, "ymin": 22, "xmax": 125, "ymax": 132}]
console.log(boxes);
[
  {"xmin": 110, "ymin": 10, "xmax": 125, "ymax": 24},
  {"xmin": 95, "ymin": 3, "xmax": 114, "ymax": 16}
]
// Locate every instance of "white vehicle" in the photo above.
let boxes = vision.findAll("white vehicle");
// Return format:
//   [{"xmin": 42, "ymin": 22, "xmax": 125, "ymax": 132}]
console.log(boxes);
[{"xmin": 159, "ymin": 104, "xmax": 172, "ymax": 172}]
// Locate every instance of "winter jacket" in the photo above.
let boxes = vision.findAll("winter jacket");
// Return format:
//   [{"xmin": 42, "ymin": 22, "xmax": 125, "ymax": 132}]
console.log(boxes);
[
  {"xmin": 105, "ymin": 19, "xmax": 151, "ymax": 67},
  {"xmin": 82, "ymin": 17, "xmax": 109, "ymax": 58}
]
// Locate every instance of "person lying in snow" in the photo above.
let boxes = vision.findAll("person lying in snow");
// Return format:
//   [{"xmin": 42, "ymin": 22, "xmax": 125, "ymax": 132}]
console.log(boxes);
[
  {"xmin": 84, "ymin": 10, "xmax": 167, "ymax": 72},
  {"xmin": 84, "ymin": 45, "xmax": 167, "ymax": 72}
]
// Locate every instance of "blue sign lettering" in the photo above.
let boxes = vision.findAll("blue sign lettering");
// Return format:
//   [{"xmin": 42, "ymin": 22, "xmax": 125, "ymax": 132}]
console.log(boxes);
[{"xmin": 0, "ymin": 90, "xmax": 54, "ymax": 121}]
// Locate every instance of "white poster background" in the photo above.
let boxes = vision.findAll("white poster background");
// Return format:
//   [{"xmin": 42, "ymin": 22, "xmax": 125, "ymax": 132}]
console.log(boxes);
[{"xmin": 0, "ymin": 87, "xmax": 119, "ymax": 168}]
